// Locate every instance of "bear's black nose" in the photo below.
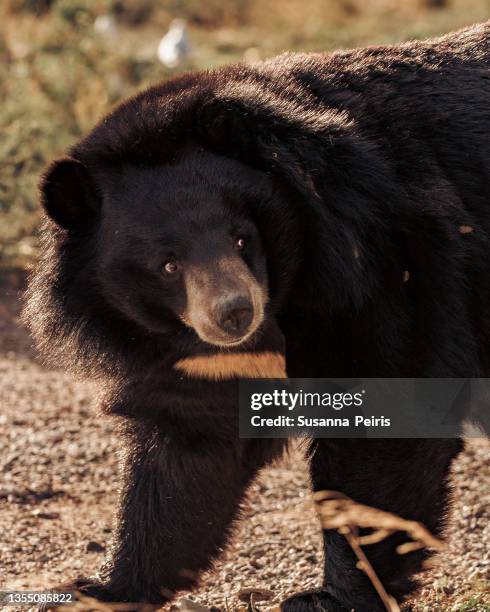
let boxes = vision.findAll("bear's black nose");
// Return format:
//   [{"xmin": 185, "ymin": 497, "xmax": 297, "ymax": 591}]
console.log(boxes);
[{"xmin": 217, "ymin": 296, "xmax": 254, "ymax": 336}]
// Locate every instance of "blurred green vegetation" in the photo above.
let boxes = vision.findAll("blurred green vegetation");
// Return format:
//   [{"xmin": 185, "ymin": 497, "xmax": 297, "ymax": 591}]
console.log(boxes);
[{"xmin": 1, "ymin": 0, "xmax": 489, "ymax": 272}]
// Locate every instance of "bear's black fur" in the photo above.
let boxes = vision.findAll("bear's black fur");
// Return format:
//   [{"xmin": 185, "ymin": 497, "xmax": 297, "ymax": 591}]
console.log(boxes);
[{"xmin": 24, "ymin": 23, "xmax": 489, "ymax": 611}]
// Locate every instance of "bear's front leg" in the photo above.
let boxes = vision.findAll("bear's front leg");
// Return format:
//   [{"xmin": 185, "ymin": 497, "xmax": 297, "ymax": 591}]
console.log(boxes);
[
  {"xmin": 282, "ymin": 438, "xmax": 462, "ymax": 612},
  {"xmin": 62, "ymin": 422, "xmax": 282, "ymax": 607}
]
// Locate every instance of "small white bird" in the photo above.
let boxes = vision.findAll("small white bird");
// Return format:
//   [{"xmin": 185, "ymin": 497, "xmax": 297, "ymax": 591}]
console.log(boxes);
[{"xmin": 157, "ymin": 19, "xmax": 190, "ymax": 68}]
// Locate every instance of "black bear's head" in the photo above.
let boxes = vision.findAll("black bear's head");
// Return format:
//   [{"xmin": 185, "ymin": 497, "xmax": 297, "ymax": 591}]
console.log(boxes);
[
  {"xmin": 25, "ymin": 63, "xmax": 413, "ymax": 377},
  {"xmin": 37, "ymin": 148, "xmax": 301, "ymax": 353}
]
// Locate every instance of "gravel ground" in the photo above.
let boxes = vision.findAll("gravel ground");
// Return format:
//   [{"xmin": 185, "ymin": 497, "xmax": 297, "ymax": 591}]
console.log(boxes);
[{"xmin": 0, "ymin": 281, "xmax": 488, "ymax": 612}]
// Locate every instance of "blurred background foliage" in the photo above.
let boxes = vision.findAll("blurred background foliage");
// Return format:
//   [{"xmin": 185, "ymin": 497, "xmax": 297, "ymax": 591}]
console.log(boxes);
[{"xmin": 1, "ymin": 0, "xmax": 489, "ymax": 272}]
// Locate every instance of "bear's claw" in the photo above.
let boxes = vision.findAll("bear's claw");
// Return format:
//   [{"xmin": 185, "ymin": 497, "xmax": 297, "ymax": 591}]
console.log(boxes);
[
  {"xmin": 281, "ymin": 590, "xmax": 352, "ymax": 612},
  {"xmin": 38, "ymin": 579, "xmax": 119, "ymax": 611},
  {"xmin": 281, "ymin": 588, "xmax": 383, "ymax": 612}
]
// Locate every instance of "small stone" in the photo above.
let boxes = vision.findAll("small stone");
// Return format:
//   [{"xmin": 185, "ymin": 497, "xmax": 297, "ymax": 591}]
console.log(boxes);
[
  {"xmin": 173, "ymin": 598, "xmax": 211, "ymax": 612},
  {"xmin": 86, "ymin": 540, "xmax": 105, "ymax": 553},
  {"xmin": 33, "ymin": 511, "xmax": 60, "ymax": 520},
  {"xmin": 238, "ymin": 588, "xmax": 274, "ymax": 602}
]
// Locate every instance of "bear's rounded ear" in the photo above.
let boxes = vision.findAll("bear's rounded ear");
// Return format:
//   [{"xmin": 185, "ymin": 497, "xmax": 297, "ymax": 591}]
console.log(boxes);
[{"xmin": 40, "ymin": 157, "xmax": 100, "ymax": 230}]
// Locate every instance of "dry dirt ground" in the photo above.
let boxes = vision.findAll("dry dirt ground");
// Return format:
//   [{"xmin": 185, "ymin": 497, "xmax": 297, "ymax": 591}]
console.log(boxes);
[{"xmin": 0, "ymin": 279, "xmax": 489, "ymax": 612}]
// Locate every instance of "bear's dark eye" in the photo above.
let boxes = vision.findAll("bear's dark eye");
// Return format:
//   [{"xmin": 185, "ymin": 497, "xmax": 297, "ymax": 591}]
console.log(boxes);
[
  {"xmin": 235, "ymin": 237, "xmax": 246, "ymax": 251},
  {"xmin": 163, "ymin": 260, "xmax": 180, "ymax": 275}
]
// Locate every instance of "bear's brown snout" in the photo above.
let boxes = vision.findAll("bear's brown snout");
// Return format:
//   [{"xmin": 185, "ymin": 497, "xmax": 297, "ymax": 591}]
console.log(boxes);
[{"xmin": 182, "ymin": 256, "xmax": 267, "ymax": 347}]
